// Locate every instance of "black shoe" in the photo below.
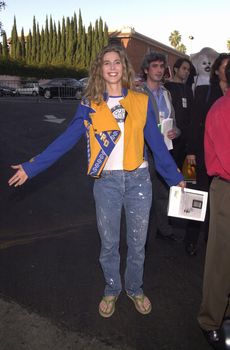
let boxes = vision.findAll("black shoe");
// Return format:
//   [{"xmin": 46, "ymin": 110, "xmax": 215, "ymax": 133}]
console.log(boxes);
[
  {"xmin": 222, "ymin": 318, "xmax": 230, "ymax": 349},
  {"xmin": 185, "ymin": 243, "xmax": 197, "ymax": 256},
  {"xmin": 156, "ymin": 231, "xmax": 179, "ymax": 242},
  {"xmin": 201, "ymin": 329, "xmax": 222, "ymax": 348}
]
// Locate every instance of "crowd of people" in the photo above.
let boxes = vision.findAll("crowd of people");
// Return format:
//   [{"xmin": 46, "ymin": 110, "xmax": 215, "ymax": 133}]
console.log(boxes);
[
  {"xmin": 8, "ymin": 44, "xmax": 230, "ymax": 348},
  {"xmin": 139, "ymin": 50, "xmax": 230, "ymax": 349}
]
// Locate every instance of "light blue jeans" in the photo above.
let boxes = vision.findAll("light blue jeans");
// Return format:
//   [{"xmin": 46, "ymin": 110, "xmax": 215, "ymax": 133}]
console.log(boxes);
[{"xmin": 93, "ymin": 167, "xmax": 152, "ymax": 297}]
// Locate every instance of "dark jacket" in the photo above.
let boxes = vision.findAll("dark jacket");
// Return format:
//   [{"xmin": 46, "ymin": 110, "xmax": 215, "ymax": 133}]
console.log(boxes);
[
  {"xmin": 187, "ymin": 83, "xmax": 223, "ymax": 156},
  {"xmin": 187, "ymin": 83, "xmax": 223, "ymax": 190}
]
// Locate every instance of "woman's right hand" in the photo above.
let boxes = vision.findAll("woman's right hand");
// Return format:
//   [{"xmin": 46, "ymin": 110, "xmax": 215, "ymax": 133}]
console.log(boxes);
[{"xmin": 8, "ymin": 165, "xmax": 28, "ymax": 187}]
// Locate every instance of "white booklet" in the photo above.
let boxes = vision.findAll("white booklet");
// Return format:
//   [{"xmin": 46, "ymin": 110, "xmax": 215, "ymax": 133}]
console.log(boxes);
[
  {"xmin": 168, "ymin": 186, "xmax": 208, "ymax": 221},
  {"xmin": 161, "ymin": 118, "xmax": 173, "ymax": 150}
]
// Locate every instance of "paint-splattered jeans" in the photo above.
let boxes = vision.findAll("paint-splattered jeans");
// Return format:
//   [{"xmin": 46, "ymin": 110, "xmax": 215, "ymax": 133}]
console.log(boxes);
[{"xmin": 93, "ymin": 167, "xmax": 152, "ymax": 297}]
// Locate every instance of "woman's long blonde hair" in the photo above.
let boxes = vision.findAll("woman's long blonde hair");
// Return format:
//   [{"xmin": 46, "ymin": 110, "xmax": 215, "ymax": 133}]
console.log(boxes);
[{"xmin": 84, "ymin": 44, "xmax": 135, "ymax": 104}]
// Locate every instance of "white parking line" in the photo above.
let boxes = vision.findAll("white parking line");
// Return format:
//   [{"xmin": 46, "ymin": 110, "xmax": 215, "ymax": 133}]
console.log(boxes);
[{"xmin": 43, "ymin": 115, "xmax": 66, "ymax": 124}]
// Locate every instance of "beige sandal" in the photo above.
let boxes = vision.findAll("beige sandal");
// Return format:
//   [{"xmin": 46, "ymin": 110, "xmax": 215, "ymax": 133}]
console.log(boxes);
[
  {"xmin": 127, "ymin": 294, "xmax": 152, "ymax": 315},
  {"xmin": 99, "ymin": 296, "xmax": 118, "ymax": 318}
]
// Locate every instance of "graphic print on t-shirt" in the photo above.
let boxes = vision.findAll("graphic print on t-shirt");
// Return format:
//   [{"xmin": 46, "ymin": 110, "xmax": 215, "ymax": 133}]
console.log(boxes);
[{"xmin": 110, "ymin": 104, "xmax": 126, "ymax": 123}]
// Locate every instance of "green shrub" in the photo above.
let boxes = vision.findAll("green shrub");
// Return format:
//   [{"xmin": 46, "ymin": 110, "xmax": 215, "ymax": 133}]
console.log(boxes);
[{"xmin": 0, "ymin": 59, "xmax": 88, "ymax": 79}]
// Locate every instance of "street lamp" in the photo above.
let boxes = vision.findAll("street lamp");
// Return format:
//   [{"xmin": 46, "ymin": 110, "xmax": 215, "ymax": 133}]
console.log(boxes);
[{"xmin": 189, "ymin": 36, "xmax": 194, "ymax": 54}]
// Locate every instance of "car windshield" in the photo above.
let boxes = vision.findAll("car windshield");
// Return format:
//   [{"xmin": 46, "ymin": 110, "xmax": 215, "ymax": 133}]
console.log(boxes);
[{"xmin": 68, "ymin": 80, "xmax": 80, "ymax": 86}]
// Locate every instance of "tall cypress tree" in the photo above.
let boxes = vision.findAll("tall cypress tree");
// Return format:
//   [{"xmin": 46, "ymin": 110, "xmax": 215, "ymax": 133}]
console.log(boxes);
[
  {"xmin": 59, "ymin": 17, "xmax": 66, "ymax": 63},
  {"xmin": 2, "ymin": 30, "xmax": 8, "ymax": 58},
  {"xmin": 75, "ymin": 10, "xmax": 83, "ymax": 65},
  {"xmin": 10, "ymin": 16, "xmax": 19, "ymax": 60},
  {"xmin": 56, "ymin": 21, "xmax": 61, "ymax": 63},
  {"xmin": 40, "ymin": 28, "xmax": 45, "ymax": 64},
  {"xmin": 78, "ymin": 26, "xmax": 86, "ymax": 67},
  {"xmin": 77, "ymin": 10, "xmax": 83, "ymax": 43},
  {"xmin": 20, "ymin": 28, "xmax": 26, "ymax": 60},
  {"xmin": 72, "ymin": 13, "xmax": 78, "ymax": 64},
  {"xmin": 31, "ymin": 16, "xmax": 37, "ymax": 63},
  {"xmin": 73, "ymin": 12, "xmax": 78, "ymax": 37},
  {"xmin": 51, "ymin": 22, "xmax": 57, "ymax": 64},
  {"xmin": 16, "ymin": 39, "xmax": 22, "ymax": 60},
  {"xmin": 98, "ymin": 17, "xmax": 104, "ymax": 48},
  {"xmin": 85, "ymin": 23, "xmax": 93, "ymax": 68},
  {"xmin": 91, "ymin": 27, "xmax": 97, "ymax": 63},
  {"xmin": 103, "ymin": 23, "xmax": 109, "ymax": 47},
  {"xmin": 49, "ymin": 16, "xmax": 53, "ymax": 62},
  {"xmin": 93, "ymin": 19, "xmax": 100, "ymax": 59},
  {"xmin": 65, "ymin": 17, "xmax": 72, "ymax": 65},
  {"xmin": 43, "ymin": 16, "xmax": 49, "ymax": 64},
  {"xmin": 36, "ymin": 24, "xmax": 41, "ymax": 63},
  {"xmin": 26, "ymin": 30, "xmax": 32, "ymax": 64},
  {"xmin": 69, "ymin": 18, "xmax": 76, "ymax": 65}
]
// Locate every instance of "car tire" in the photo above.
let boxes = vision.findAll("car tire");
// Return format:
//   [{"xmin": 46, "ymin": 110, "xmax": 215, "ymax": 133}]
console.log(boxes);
[
  {"xmin": 44, "ymin": 89, "xmax": 52, "ymax": 99},
  {"xmin": 32, "ymin": 91, "xmax": 38, "ymax": 96}
]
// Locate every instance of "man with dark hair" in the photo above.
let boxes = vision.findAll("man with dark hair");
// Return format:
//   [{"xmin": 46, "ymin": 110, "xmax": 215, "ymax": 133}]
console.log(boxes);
[
  {"xmin": 198, "ymin": 60, "xmax": 230, "ymax": 348},
  {"xmin": 141, "ymin": 52, "xmax": 167, "ymax": 80},
  {"xmin": 141, "ymin": 51, "xmax": 181, "ymax": 241},
  {"xmin": 164, "ymin": 58, "xmax": 197, "ymax": 254},
  {"xmin": 165, "ymin": 58, "xmax": 194, "ymax": 171}
]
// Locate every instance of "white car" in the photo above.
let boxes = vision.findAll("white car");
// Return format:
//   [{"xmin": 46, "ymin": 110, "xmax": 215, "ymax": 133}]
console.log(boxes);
[{"xmin": 16, "ymin": 82, "xmax": 40, "ymax": 96}]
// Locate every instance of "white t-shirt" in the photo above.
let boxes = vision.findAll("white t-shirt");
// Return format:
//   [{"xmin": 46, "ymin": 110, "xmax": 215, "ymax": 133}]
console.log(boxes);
[{"xmin": 103, "ymin": 96, "xmax": 147, "ymax": 170}]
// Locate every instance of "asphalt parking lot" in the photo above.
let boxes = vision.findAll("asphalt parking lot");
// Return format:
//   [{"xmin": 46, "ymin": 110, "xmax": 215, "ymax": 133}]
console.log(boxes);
[{"xmin": 0, "ymin": 96, "xmax": 212, "ymax": 350}]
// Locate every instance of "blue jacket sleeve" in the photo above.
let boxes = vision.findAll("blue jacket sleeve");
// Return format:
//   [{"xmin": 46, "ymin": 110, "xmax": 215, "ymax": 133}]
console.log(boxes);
[
  {"xmin": 144, "ymin": 98, "xmax": 184, "ymax": 186},
  {"xmin": 22, "ymin": 103, "xmax": 87, "ymax": 178}
]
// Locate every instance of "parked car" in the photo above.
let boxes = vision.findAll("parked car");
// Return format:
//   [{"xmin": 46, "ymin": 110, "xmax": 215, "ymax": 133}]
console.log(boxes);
[
  {"xmin": 39, "ymin": 78, "xmax": 83, "ymax": 99},
  {"xmin": 0, "ymin": 85, "xmax": 17, "ymax": 97},
  {"xmin": 79, "ymin": 77, "xmax": 89, "ymax": 90},
  {"xmin": 16, "ymin": 82, "xmax": 39, "ymax": 96}
]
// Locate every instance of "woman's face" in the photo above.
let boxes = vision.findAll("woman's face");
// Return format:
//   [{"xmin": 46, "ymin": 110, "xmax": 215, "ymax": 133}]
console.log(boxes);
[
  {"xmin": 102, "ymin": 51, "xmax": 123, "ymax": 89},
  {"xmin": 216, "ymin": 58, "xmax": 230, "ymax": 83}
]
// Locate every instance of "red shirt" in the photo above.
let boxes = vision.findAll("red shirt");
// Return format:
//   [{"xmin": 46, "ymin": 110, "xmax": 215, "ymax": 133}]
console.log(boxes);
[{"xmin": 204, "ymin": 89, "xmax": 230, "ymax": 180}]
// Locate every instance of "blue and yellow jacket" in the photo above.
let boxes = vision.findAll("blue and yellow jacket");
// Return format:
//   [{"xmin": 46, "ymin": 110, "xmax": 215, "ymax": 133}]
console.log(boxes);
[{"xmin": 22, "ymin": 89, "xmax": 183, "ymax": 186}]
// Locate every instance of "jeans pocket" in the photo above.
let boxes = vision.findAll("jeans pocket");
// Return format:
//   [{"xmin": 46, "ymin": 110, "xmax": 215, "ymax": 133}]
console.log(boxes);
[{"xmin": 132, "ymin": 168, "xmax": 150, "ymax": 182}]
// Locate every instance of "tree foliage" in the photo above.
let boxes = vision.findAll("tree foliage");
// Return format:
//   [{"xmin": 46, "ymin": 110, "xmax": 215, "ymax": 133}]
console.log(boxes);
[
  {"xmin": 0, "ymin": 10, "xmax": 109, "ymax": 71},
  {"xmin": 227, "ymin": 39, "xmax": 230, "ymax": 52},
  {"xmin": 0, "ymin": 1, "xmax": 6, "ymax": 33},
  {"xmin": 169, "ymin": 30, "xmax": 187, "ymax": 53},
  {"xmin": 177, "ymin": 43, "xmax": 186, "ymax": 54}
]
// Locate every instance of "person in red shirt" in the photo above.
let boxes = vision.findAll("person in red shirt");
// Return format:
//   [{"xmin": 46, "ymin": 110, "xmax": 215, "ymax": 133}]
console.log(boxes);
[
  {"xmin": 185, "ymin": 53, "xmax": 230, "ymax": 256},
  {"xmin": 198, "ymin": 60, "xmax": 230, "ymax": 348}
]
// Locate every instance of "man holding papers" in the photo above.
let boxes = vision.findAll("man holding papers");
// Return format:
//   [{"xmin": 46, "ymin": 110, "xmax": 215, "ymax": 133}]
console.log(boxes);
[{"xmin": 141, "ymin": 51, "xmax": 181, "ymax": 241}]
